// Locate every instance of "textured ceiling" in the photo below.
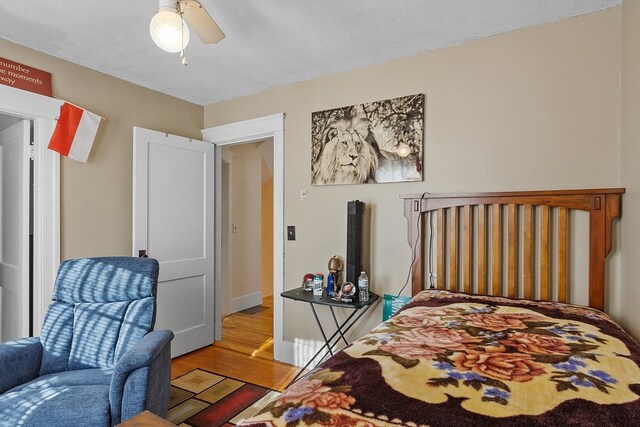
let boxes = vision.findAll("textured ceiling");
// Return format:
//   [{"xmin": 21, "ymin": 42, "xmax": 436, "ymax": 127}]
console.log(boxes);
[{"xmin": 0, "ymin": 0, "xmax": 621, "ymax": 106}]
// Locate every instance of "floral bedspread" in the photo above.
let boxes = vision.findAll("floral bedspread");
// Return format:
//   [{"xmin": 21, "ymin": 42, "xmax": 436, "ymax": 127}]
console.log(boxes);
[{"xmin": 240, "ymin": 290, "xmax": 640, "ymax": 426}]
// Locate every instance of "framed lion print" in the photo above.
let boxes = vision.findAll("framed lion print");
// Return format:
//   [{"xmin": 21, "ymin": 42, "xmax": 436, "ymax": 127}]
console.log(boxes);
[{"xmin": 311, "ymin": 93, "xmax": 424, "ymax": 185}]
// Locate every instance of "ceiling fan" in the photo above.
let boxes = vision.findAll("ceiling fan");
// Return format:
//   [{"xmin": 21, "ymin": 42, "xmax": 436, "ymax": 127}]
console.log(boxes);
[{"xmin": 149, "ymin": 0, "xmax": 225, "ymax": 64}]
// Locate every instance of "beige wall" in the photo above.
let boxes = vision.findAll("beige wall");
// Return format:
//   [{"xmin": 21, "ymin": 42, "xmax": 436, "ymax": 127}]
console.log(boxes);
[
  {"xmin": 0, "ymin": 38, "xmax": 203, "ymax": 259},
  {"xmin": 228, "ymin": 143, "xmax": 263, "ymax": 301},
  {"xmin": 621, "ymin": 0, "xmax": 640, "ymax": 340},
  {"xmin": 204, "ymin": 8, "xmax": 627, "ymax": 342}
]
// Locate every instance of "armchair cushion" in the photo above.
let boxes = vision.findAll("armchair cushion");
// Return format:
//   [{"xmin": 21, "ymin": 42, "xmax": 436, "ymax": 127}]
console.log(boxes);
[
  {"xmin": 0, "ymin": 370, "xmax": 112, "ymax": 426},
  {"xmin": 8, "ymin": 367, "xmax": 113, "ymax": 392},
  {"xmin": 39, "ymin": 257, "xmax": 158, "ymax": 375}
]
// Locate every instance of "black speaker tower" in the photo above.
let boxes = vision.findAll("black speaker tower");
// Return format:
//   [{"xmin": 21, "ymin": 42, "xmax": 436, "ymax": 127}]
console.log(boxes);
[{"xmin": 346, "ymin": 200, "xmax": 364, "ymax": 287}]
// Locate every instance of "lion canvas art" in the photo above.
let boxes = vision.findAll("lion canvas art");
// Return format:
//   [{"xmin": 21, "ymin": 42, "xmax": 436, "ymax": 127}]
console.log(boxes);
[{"xmin": 311, "ymin": 94, "xmax": 424, "ymax": 185}]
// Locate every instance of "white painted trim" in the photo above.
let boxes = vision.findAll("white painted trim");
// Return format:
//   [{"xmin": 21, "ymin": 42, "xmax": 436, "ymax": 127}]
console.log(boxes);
[
  {"xmin": 202, "ymin": 113, "xmax": 286, "ymax": 361},
  {"xmin": 0, "ymin": 85, "xmax": 61, "ymax": 336},
  {"xmin": 229, "ymin": 291, "xmax": 263, "ymax": 313},
  {"xmin": 0, "ymin": 85, "xmax": 62, "ymax": 121},
  {"xmin": 203, "ymin": 114, "xmax": 285, "ymax": 145},
  {"xmin": 220, "ymin": 150, "xmax": 233, "ymax": 317},
  {"xmin": 282, "ymin": 339, "xmax": 333, "ymax": 368}
]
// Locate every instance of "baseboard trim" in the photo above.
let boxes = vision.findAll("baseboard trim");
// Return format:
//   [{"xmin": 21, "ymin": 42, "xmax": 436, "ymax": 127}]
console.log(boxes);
[
  {"xmin": 281, "ymin": 339, "xmax": 336, "ymax": 367},
  {"xmin": 230, "ymin": 291, "xmax": 263, "ymax": 313}
]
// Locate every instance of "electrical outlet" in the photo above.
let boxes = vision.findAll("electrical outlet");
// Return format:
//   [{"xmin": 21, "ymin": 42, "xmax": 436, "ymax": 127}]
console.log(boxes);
[{"xmin": 287, "ymin": 225, "xmax": 296, "ymax": 240}]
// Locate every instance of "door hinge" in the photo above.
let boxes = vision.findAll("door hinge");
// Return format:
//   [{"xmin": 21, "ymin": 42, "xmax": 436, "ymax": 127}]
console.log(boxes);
[{"xmin": 28, "ymin": 145, "xmax": 35, "ymax": 160}]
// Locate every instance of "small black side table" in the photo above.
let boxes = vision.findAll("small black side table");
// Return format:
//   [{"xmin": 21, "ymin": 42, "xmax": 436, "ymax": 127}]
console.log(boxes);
[{"xmin": 281, "ymin": 288, "xmax": 379, "ymax": 383}]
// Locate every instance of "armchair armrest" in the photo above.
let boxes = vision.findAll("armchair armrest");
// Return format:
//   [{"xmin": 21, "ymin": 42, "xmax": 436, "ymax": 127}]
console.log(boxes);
[
  {"xmin": 110, "ymin": 329, "xmax": 174, "ymax": 424},
  {"xmin": 0, "ymin": 337, "xmax": 43, "ymax": 394}
]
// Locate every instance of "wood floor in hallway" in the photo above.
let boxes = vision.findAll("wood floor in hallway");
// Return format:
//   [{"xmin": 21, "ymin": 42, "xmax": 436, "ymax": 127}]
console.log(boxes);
[
  {"xmin": 171, "ymin": 295, "xmax": 299, "ymax": 391},
  {"xmin": 215, "ymin": 295, "xmax": 275, "ymax": 359}
]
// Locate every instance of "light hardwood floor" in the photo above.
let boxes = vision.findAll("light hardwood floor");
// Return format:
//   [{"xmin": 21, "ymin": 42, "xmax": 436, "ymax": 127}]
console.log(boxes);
[
  {"xmin": 171, "ymin": 295, "xmax": 299, "ymax": 391},
  {"xmin": 215, "ymin": 295, "xmax": 275, "ymax": 359}
]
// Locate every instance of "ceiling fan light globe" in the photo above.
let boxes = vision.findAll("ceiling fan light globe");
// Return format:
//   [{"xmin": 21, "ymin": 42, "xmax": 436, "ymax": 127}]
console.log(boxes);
[{"xmin": 150, "ymin": 10, "xmax": 190, "ymax": 53}]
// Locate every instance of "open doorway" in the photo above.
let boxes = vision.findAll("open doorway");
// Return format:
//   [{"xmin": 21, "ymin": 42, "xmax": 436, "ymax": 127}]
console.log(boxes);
[
  {"xmin": 203, "ymin": 113, "xmax": 285, "ymax": 363},
  {"xmin": 216, "ymin": 140, "xmax": 274, "ymax": 359},
  {"xmin": 0, "ymin": 113, "xmax": 33, "ymax": 342},
  {"xmin": 0, "ymin": 85, "xmax": 61, "ymax": 343}
]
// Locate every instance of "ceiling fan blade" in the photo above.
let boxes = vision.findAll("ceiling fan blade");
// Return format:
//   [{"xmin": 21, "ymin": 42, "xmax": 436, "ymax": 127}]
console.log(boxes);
[{"xmin": 179, "ymin": 0, "xmax": 225, "ymax": 44}]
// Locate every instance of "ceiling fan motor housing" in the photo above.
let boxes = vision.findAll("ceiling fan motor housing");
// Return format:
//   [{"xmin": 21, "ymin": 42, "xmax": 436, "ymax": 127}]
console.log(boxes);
[{"xmin": 158, "ymin": 0, "xmax": 180, "ymax": 12}]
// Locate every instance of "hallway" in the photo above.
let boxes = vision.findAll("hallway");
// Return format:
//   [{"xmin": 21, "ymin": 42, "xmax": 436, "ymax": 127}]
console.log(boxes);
[{"xmin": 214, "ymin": 295, "xmax": 274, "ymax": 360}]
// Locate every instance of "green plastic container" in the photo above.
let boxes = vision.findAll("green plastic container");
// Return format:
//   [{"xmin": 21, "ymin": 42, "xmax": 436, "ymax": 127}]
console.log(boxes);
[{"xmin": 382, "ymin": 294, "xmax": 412, "ymax": 321}]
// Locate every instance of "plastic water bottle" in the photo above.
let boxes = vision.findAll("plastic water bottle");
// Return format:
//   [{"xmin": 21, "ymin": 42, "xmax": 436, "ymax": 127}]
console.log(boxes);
[{"xmin": 358, "ymin": 271, "xmax": 369, "ymax": 302}]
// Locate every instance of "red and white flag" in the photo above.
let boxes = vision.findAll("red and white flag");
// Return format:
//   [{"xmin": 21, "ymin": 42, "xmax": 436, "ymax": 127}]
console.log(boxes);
[{"xmin": 48, "ymin": 102, "xmax": 101, "ymax": 163}]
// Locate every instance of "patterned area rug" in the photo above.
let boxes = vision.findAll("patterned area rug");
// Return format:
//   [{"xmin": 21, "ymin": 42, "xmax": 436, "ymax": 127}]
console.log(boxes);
[{"xmin": 167, "ymin": 369, "xmax": 280, "ymax": 426}]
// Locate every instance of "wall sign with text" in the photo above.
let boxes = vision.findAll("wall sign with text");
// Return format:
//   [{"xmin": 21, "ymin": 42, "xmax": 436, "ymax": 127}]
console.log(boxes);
[{"xmin": 0, "ymin": 57, "xmax": 52, "ymax": 97}]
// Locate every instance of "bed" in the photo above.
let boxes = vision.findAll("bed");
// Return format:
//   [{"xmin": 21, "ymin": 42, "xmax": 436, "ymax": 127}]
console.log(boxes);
[{"xmin": 241, "ymin": 188, "xmax": 639, "ymax": 426}]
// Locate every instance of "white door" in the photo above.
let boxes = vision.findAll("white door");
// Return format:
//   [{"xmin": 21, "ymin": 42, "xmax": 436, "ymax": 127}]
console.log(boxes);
[
  {"xmin": 0, "ymin": 120, "xmax": 30, "ymax": 342},
  {"xmin": 133, "ymin": 127, "xmax": 215, "ymax": 357}
]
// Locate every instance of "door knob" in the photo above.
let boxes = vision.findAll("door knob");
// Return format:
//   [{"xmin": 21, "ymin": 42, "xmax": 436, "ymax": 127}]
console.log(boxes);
[{"xmin": 138, "ymin": 249, "xmax": 149, "ymax": 258}]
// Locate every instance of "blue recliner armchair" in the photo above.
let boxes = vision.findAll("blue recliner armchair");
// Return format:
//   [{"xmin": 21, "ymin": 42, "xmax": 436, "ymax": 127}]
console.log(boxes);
[{"xmin": 0, "ymin": 257, "xmax": 174, "ymax": 426}]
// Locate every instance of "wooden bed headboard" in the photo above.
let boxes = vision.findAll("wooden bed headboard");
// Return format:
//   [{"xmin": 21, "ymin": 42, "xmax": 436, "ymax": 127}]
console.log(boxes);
[{"xmin": 401, "ymin": 189, "xmax": 624, "ymax": 310}]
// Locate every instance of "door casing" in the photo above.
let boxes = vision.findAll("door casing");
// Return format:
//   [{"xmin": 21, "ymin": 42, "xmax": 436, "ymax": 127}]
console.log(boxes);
[
  {"xmin": 0, "ymin": 85, "xmax": 61, "ymax": 337},
  {"xmin": 201, "ymin": 113, "xmax": 285, "ymax": 362}
]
